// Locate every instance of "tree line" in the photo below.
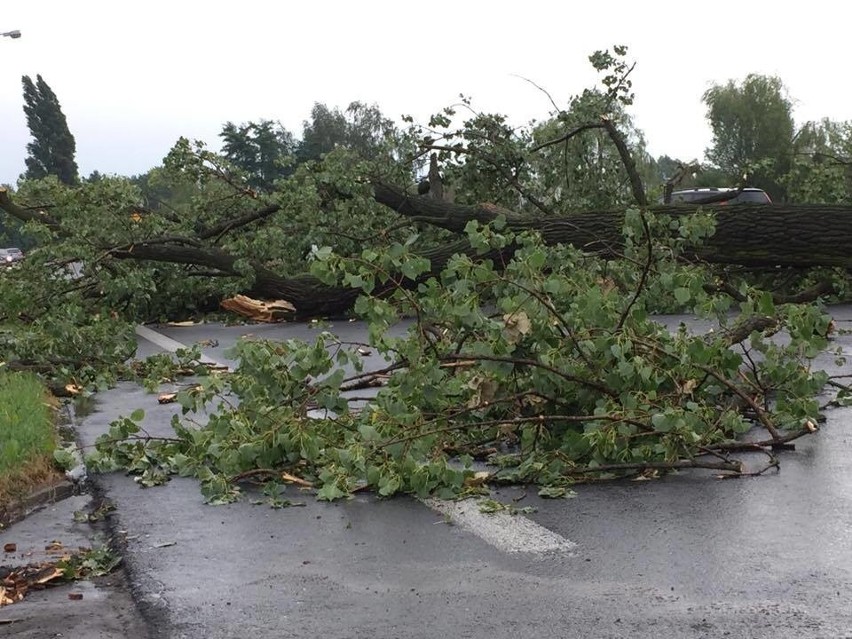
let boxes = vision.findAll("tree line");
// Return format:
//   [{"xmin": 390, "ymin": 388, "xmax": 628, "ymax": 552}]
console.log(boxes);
[{"xmin": 9, "ymin": 67, "xmax": 852, "ymax": 211}]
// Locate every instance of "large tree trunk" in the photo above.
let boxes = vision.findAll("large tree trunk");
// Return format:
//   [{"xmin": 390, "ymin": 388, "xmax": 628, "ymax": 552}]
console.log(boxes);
[
  {"xmin": 2, "ymin": 185, "xmax": 851, "ymax": 318},
  {"xmin": 372, "ymin": 184, "xmax": 852, "ymax": 269}
]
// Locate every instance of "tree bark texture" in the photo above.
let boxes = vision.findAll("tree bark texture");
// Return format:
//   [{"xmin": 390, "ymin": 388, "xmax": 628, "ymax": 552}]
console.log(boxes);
[{"xmin": 373, "ymin": 184, "xmax": 852, "ymax": 268}]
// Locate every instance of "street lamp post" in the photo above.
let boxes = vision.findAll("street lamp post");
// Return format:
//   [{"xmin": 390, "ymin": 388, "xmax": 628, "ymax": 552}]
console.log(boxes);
[{"xmin": 1, "ymin": 30, "xmax": 21, "ymax": 39}]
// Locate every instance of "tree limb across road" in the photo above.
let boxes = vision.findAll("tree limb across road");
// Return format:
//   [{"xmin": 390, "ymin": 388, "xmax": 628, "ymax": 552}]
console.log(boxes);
[{"xmin": 2, "ymin": 184, "xmax": 850, "ymax": 318}]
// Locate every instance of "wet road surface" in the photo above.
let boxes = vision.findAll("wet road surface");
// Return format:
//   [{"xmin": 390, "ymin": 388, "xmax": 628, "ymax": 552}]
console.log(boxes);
[{"xmin": 71, "ymin": 310, "xmax": 852, "ymax": 638}]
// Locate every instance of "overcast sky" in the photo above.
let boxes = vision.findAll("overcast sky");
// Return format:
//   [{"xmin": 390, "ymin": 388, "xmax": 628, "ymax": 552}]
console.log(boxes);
[{"xmin": 1, "ymin": 1, "xmax": 849, "ymax": 185}]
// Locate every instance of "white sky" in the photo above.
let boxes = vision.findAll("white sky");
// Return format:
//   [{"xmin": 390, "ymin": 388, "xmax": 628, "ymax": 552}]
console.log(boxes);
[{"xmin": 1, "ymin": 1, "xmax": 849, "ymax": 184}]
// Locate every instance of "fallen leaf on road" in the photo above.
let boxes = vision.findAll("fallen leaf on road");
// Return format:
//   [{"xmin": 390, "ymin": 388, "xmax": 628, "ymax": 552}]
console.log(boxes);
[
  {"xmin": 464, "ymin": 471, "xmax": 491, "ymax": 487},
  {"xmin": 3, "ymin": 544, "xmax": 15, "ymax": 553}
]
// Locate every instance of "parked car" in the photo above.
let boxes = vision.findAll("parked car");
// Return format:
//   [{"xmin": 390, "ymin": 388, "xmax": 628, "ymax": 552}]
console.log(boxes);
[
  {"xmin": 0, "ymin": 247, "xmax": 24, "ymax": 264},
  {"xmin": 664, "ymin": 187, "xmax": 772, "ymax": 205}
]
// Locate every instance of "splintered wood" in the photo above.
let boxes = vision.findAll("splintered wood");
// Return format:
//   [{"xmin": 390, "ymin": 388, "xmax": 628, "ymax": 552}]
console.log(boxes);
[{"xmin": 220, "ymin": 295, "xmax": 296, "ymax": 323}]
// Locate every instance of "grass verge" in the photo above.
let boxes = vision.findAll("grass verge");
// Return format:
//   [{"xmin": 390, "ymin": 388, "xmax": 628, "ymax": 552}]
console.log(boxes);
[{"xmin": 0, "ymin": 370, "xmax": 62, "ymax": 505}]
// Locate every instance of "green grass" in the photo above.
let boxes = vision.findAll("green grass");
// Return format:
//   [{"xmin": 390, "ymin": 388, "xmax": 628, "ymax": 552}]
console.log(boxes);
[{"xmin": 0, "ymin": 371, "xmax": 59, "ymax": 503}]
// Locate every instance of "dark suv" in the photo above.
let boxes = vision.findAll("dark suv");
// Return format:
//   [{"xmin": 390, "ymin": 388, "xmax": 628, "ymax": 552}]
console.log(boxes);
[{"xmin": 665, "ymin": 187, "xmax": 772, "ymax": 205}]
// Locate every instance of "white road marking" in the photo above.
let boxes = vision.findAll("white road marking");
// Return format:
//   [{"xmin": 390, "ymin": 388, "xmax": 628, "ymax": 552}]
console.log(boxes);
[
  {"xmin": 425, "ymin": 498, "xmax": 577, "ymax": 554},
  {"xmin": 134, "ymin": 325, "xmax": 229, "ymax": 370},
  {"xmin": 137, "ymin": 325, "xmax": 575, "ymax": 555}
]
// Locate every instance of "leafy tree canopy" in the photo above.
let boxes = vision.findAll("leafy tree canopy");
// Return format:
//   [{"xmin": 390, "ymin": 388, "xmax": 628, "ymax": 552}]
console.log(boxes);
[
  {"xmin": 219, "ymin": 120, "xmax": 297, "ymax": 192},
  {"xmin": 703, "ymin": 74, "xmax": 794, "ymax": 199},
  {"xmin": 783, "ymin": 118, "xmax": 852, "ymax": 204}
]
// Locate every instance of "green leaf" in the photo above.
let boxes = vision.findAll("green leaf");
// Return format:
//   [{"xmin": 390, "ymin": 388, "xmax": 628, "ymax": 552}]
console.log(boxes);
[
  {"xmin": 316, "ymin": 482, "xmax": 348, "ymax": 502},
  {"xmin": 538, "ymin": 486, "xmax": 572, "ymax": 499}
]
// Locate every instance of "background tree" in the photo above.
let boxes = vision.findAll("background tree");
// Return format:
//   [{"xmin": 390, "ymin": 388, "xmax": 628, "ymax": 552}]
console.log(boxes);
[
  {"xmin": 703, "ymin": 74, "xmax": 794, "ymax": 200},
  {"xmin": 219, "ymin": 120, "xmax": 296, "ymax": 192},
  {"xmin": 783, "ymin": 118, "xmax": 852, "ymax": 204},
  {"xmin": 21, "ymin": 75, "xmax": 79, "ymax": 185},
  {"xmin": 297, "ymin": 101, "xmax": 400, "ymax": 164},
  {"xmin": 297, "ymin": 103, "xmax": 348, "ymax": 163}
]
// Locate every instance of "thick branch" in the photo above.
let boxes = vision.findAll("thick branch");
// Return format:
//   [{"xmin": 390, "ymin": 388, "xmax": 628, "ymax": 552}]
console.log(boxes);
[
  {"xmin": 197, "ymin": 203, "xmax": 281, "ymax": 240},
  {"xmin": 4, "ymin": 184, "xmax": 852, "ymax": 320},
  {"xmin": 600, "ymin": 117, "xmax": 646, "ymax": 206},
  {"xmin": 0, "ymin": 187, "xmax": 63, "ymax": 230}
]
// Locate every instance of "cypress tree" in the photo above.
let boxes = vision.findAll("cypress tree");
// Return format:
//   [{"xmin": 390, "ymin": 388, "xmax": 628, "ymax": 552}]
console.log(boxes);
[{"xmin": 21, "ymin": 74, "xmax": 79, "ymax": 185}]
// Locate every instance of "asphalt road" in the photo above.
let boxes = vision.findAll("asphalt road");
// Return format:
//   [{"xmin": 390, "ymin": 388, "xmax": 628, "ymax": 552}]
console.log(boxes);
[
  {"xmin": 70, "ymin": 311, "xmax": 852, "ymax": 638},
  {"xmin": 0, "ymin": 495, "xmax": 150, "ymax": 638}
]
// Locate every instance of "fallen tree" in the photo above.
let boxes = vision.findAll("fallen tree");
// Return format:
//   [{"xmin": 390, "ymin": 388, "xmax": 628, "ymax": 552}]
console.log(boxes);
[
  {"xmin": 83, "ymin": 212, "xmax": 840, "ymax": 503},
  {"xmin": 5, "ymin": 169, "xmax": 844, "ymax": 503},
  {"xmin": 2, "ymin": 55, "xmax": 850, "ymax": 501},
  {"xmin": 1, "ymin": 184, "xmax": 850, "ymax": 318}
]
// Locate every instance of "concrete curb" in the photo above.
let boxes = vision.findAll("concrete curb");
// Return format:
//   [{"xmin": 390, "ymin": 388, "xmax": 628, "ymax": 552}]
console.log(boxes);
[{"xmin": 0, "ymin": 477, "xmax": 78, "ymax": 530}]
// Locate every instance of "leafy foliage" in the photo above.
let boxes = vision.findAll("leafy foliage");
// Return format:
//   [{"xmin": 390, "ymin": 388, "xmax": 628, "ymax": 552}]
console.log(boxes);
[
  {"xmin": 407, "ymin": 46, "xmax": 653, "ymax": 213},
  {"xmin": 783, "ymin": 118, "xmax": 852, "ymax": 203},
  {"xmin": 90, "ymin": 216, "xmax": 832, "ymax": 503},
  {"xmin": 1, "ymin": 45, "xmax": 848, "ymax": 510},
  {"xmin": 298, "ymin": 101, "xmax": 402, "ymax": 165}
]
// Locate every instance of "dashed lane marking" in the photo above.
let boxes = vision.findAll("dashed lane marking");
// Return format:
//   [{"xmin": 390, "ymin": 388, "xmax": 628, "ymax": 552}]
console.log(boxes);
[
  {"xmin": 425, "ymin": 498, "xmax": 577, "ymax": 554},
  {"xmin": 136, "ymin": 325, "xmax": 576, "ymax": 555},
  {"xmin": 134, "ymin": 325, "xmax": 229, "ymax": 371}
]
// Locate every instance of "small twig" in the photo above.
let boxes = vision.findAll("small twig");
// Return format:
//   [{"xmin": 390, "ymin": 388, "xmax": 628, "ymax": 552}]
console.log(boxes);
[
  {"xmin": 707, "ymin": 426, "xmax": 812, "ymax": 452},
  {"xmin": 698, "ymin": 365, "xmax": 781, "ymax": 440},
  {"xmin": 440, "ymin": 353, "xmax": 616, "ymax": 397},
  {"xmin": 512, "ymin": 74, "xmax": 562, "ymax": 114},
  {"xmin": 531, "ymin": 123, "xmax": 605, "ymax": 153},
  {"xmin": 229, "ymin": 468, "xmax": 279, "ymax": 483},
  {"xmin": 280, "ymin": 471, "xmax": 314, "ymax": 488},
  {"xmin": 566, "ymin": 458, "xmax": 742, "ymax": 475},
  {"xmin": 616, "ymin": 208, "xmax": 653, "ymax": 330}
]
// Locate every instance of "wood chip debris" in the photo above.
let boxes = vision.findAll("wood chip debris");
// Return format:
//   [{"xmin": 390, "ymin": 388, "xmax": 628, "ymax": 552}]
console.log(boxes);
[
  {"xmin": 1, "ymin": 541, "xmax": 115, "ymax": 607},
  {"xmin": 280, "ymin": 472, "xmax": 314, "ymax": 488},
  {"xmin": 1, "ymin": 561, "xmax": 66, "ymax": 606},
  {"xmin": 220, "ymin": 295, "xmax": 296, "ymax": 323}
]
